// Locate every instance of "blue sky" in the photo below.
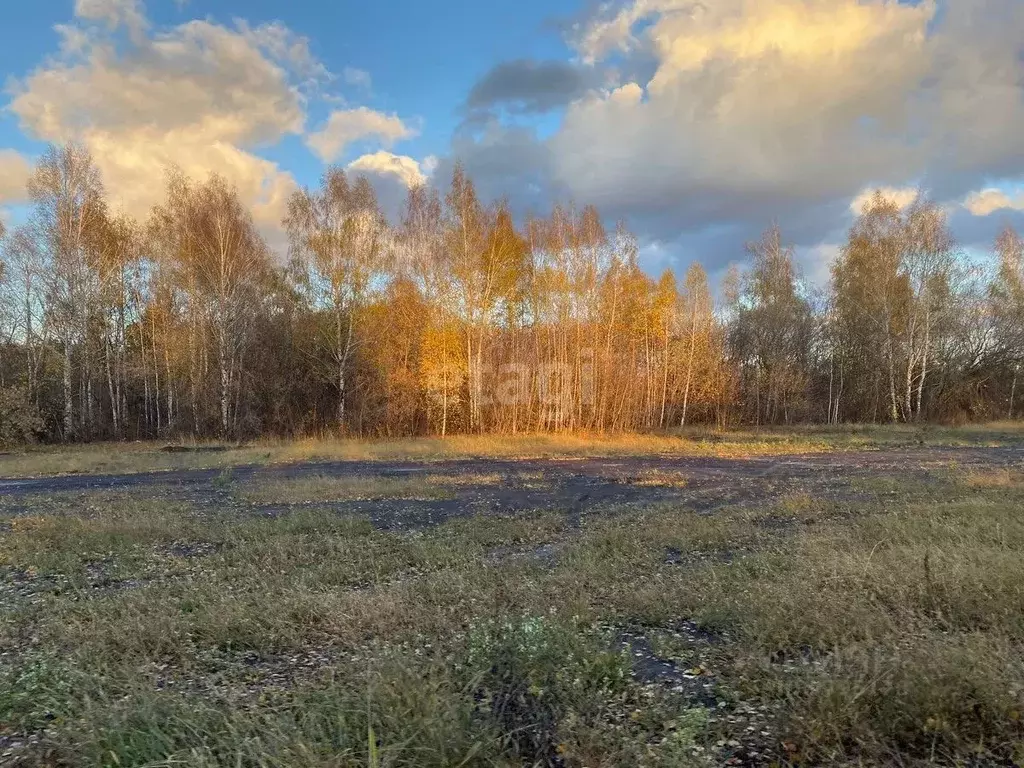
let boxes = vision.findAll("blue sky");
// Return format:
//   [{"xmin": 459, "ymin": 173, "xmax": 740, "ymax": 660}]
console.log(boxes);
[
  {"xmin": 0, "ymin": 0, "xmax": 577, "ymax": 186},
  {"xmin": 2, "ymin": 0, "xmax": 1024, "ymax": 281}
]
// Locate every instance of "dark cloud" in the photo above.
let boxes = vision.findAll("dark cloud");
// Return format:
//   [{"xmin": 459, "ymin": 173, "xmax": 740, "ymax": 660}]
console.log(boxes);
[
  {"xmin": 465, "ymin": 59, "xmax": 597, "ymax": 115},
  {"xmin": 430, "ymin": 121, "xmax": 561, "ymax": 218}
]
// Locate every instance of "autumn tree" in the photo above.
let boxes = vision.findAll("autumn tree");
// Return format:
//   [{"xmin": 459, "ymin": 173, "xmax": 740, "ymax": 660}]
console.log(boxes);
[
  {"xmin": 88, "ymin": 211, "xmax": 142, "ymax": 437},
  {"xmin": 729, "ymin": 224, "xmax": 814, "ymax": 424},
  {"xmin": 677, "ymin": 263, "xmax": 716, "ymax": 427},
  {"xmin": 1, "ymin": 145, "xmax": 1021, "ymax": 442},
  {"xmin": 152, "ymin": 171, "xmax": 271, "ymax": 436},
  {"xmin": 992, "ymin": 226, "xmax": 1024, "ymax": 416},
  {"xmin": 443, "ymin": 165, "xmax": 527, "ymax": 432},
  {"xmin": 831, "ymin": 193, "xmax": 957, "ymax": 422},
  {"xmin": 286, "ymin": 169, "xmax": 388, "ymax": 433},
  {"xmin": 26, "ymin": 143, "xmax": 106, "ymax": 440}
]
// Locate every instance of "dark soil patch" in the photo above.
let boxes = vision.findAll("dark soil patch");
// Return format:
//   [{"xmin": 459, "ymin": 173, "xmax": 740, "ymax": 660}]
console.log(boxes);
[{"xmin": 2, "ymin": 446, "xmax": 1022, "ymax": 533}]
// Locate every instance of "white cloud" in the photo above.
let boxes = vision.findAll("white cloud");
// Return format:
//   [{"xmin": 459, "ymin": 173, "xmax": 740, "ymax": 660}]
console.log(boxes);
[
  {"xmin": 74, "ymin": 0, "xmax": 147, "ymax": 39},
  {"xmin": 850, "ymin": 186, "xmax": 919, "ymax": 214},
  {"xmin": 347, "ymin": 151, "xmax": 431, "ymax": 223},
  {"xmin": 0, "ymin": 150, "xmax": 33, "ymax": 206},
  {"xmin": 348, "ymin": 151, "xmax": 426, "ymax": 188},
  {"xmin": 6, "ymin": 3, "xmax": 330, "ymax": 242},
  {"xmin": 545, "ymin": 0, "xmax": 1024, "ymax": 251},
  {"xmin": 10, "ymin": 17, "xmax": 312, "ymax": 145},
  {"xmin": 964, "ymin": 188, "xmax": 1024, "ymax": 217},
  {"xmin": 306, "ymin": 108, "xmax": 417, "ymax": 162}
]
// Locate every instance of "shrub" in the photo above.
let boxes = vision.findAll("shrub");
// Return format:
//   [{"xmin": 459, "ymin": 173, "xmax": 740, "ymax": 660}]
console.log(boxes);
[{"xmin": 0, "ymin": 385, "xmax": 42, "ymax": 446}]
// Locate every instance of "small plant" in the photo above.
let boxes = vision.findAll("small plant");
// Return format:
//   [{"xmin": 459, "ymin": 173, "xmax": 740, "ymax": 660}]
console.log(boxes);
[{"xmin": 213, "ymin": 467, "xmax": 234, "ymax": 489}]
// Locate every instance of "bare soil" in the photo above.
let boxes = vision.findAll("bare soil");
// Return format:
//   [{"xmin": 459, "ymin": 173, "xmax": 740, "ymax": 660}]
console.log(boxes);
[{"xmin": 2, "ymin": 445, "xmax": 1019, "ymax": 529}]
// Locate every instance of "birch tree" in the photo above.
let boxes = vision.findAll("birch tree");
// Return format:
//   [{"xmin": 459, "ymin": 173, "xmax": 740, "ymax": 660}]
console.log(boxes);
[
  {"xmin": 286, "ymin": 169, "xmax": 388, "ymax": 433},
  {"xmin": 26, "ymin": 143, "xmax": 106, "ymax": 440},
  {"xmin": 153, "ymin": 172, "xmax": 270, "ymax": 436}
]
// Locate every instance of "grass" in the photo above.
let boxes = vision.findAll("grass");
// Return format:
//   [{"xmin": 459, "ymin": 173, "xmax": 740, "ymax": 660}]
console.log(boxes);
[
  {"xmin": 3, "ymin": 422, "xmax": 1023, "ymax": 478},
  {"xmin": 239, "ymin": 475, "xmax": 457, "ymax": 505},
  {"xmin": 238, "ymin": 472, "xmax": 526, "ymax": 505},
  {"xmin": 1, "ymin": 437, "xmax": 1023, "ymax": 765}
]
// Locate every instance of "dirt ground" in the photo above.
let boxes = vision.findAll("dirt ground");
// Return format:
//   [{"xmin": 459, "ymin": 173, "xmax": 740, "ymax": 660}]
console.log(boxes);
[{"xmin": 2, "ymin": 445, "xmax": 1020, "ymax": 528}]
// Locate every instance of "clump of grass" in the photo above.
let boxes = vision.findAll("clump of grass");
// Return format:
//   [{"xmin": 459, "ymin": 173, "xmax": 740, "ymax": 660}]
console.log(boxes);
[
  {"xmin": 462, "ymin": 616, "xmax": 631, "ymax": 764},
  {"xmin": 0, "ymin": 496, "xmax": 212, "ymax": 587},
  {"xmin": 619, "ymin": 469, "xmax": 690, "ymax": 488},
  {"xmin": 672, "ymin": 493, "xmax": 1024, "ymax": 764},
  {"xmin": 772, "ymin": 632, "xmax": 1024, "ymax": 765},
  {"xmin": 424, "ymin": 471, "xmax": 505, "ymax": 487},
  {"xmin": 963, "ymin": 467, "xmax": 1024, "ymax": 489}
]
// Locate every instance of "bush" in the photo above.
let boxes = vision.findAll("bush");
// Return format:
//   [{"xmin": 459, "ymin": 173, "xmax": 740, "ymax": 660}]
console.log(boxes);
[{"xmin": 0, "ymin": 386, "xmax": 42, "ymax": 446}]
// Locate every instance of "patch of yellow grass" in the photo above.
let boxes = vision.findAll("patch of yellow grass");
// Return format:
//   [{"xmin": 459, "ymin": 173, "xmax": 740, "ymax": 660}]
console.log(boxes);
[
  {"xmin": 963, "ymin": 468, "xmax": 1024, "ymax": 490},
  {"xmin": 3, "ymin": 423, "xmax": 1021, "ymax": 479},
  {"xmin": 0, "ymin": 432, "xmax": 829, "ymax": 479}
]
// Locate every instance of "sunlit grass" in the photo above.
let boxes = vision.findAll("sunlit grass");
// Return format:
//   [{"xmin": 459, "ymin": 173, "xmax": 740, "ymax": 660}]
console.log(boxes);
[{"xmin": 4, "ymin": 422, "xmax": 1022, "ymax": 479}]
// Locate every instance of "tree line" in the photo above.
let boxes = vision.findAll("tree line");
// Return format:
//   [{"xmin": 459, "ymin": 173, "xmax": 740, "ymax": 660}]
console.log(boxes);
[{"xmin": 0, "ymin": 143, "xmax": 1022, "ymax": 443}]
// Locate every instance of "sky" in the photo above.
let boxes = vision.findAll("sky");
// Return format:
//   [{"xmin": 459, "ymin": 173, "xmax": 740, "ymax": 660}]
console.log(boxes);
[{"xmin": 2, "ymin": 0, "xmax": 1024, "ymax": 283}]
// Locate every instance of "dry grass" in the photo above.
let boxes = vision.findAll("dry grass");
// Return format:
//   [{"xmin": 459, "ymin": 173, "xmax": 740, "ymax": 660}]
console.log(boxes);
[
  {"xmin": 5, "ymin": 422, "xmax": 1023, "ymax": 479},
  {"xmin": 2, "ymin": 432, "xmax": 1024, "ymax": 766},
  {"xmin": 618, "ymin": 469, "xmax": 690, "ymax": 488},
  {"xmin": 239, "ymin": 474, "xmax": 456, "ymax": 505},
  {"xmin": 963, "ymin": 467, "xmax": 1024, "ymax": 489},
  {"xmin": 423, "ymin": 471, "xmax": 507, "ymax": 487},
  {"xmin": 239, "ymin": 471, "xmax": 530, "ymax": 505}
]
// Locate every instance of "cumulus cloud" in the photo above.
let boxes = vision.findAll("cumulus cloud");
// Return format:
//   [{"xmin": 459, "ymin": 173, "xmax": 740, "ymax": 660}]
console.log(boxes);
[
  {"xmin": 485, "ymin": 0, "xmax": 1021, "ymax": 272},
  {"xmin": 347, "ymin": 151, "xmax": 430, "ymax": 222},
  {"xmin": 0, "ymin": 150, "xmax": 33, "ymax": 207},
  {"xmin": 964, "ymin": 188, "xmax": 1024, "ymax": 217},
  {"xmin": 307, "ymin": 108, "xmax": 417, "ymax": 162},
  {"xmin": 6, "ymin": 3, "xmax": 329, "ymax": 239},
  {"xmin": 348, "ymin": 151, "xmax": 426, "ymax": 188}
]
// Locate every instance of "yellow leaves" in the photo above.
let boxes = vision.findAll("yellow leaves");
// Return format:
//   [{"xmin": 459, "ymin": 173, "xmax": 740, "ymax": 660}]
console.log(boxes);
[{"xmin": 420, "ymin": 321, "xmax": 467, "ymax": 390}]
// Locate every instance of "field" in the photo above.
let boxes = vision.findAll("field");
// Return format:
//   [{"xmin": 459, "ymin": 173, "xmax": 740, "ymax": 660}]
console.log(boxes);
[{"xmin": 1, "ymin": 427, "xmax": 1023, "ymax": 766}]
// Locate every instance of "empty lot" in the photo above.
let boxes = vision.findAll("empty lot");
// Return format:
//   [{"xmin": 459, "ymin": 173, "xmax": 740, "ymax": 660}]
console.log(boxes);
[{"xmin": 2, "ymin": 430, "xmax": 1023, "ymax": 766}]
